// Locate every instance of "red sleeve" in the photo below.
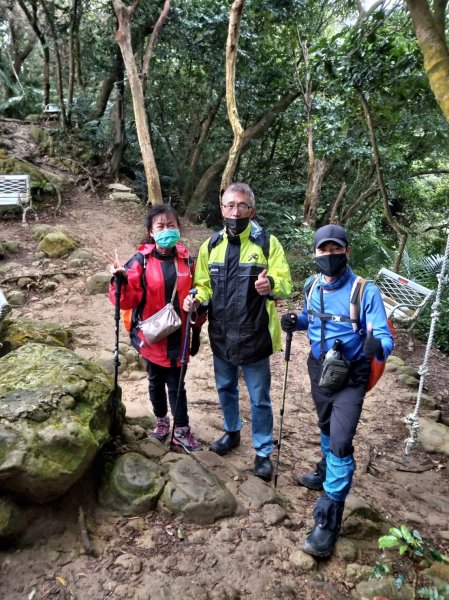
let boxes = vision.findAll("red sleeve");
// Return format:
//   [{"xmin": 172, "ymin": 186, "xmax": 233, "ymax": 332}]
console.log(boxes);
[{"xmin": 108, "ymin": 254, "xmax": 145, "ymax": 310}]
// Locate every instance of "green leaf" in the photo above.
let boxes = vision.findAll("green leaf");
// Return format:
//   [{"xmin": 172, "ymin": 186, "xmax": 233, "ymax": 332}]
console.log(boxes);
[
  {"xmin": 379, "ymin": 535, "xmax": 400, "ymax": 548},
  {"xmin": 389, "ymin": 527, "xmax": 403, "ymax": 539},
  {"xmin": 399, "ymin": 544, "xmax": 408, "ymax": 555},
  {"xmin": 400, "ymin": 524, "xmax": 415, "ymax": 544}
]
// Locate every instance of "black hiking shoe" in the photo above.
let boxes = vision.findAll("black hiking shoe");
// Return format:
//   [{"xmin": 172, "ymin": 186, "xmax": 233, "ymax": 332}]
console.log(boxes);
[
  {"xmin": 254, "ymin": 455, "xmax": 273, "ymax": 482},
  {"xmin": 296, "ymin": 457, "xmax": 326, "ymax": 491},
  {"xmin": 302, "ymin": 495, "xmax": 344, "ymax": 558},
  {"xmin": 302, "ymin": 523, "xmax": 339, "ymax": 558},
  {"xmin": 209, "ymin": 431, "xmax": 241, "ymax": 456}
]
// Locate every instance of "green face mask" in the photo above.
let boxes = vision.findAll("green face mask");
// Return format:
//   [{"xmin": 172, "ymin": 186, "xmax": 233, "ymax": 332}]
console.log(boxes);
[{"xmin": 154, "ymin": 228, "xmax": 181, "ymax": 248}]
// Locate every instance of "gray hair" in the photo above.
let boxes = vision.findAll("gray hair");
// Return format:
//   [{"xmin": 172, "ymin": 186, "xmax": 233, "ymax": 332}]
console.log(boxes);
[{"xmin": 222, "ymin": 182, "xmax": 255, "ymax": 207}]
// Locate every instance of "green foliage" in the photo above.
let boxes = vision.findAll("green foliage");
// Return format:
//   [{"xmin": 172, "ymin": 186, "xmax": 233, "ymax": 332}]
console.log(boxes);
[
  {"xmin": 377, "ymin": 525, "xmax": 449, "ymax": 596},
  {"xmin": 418, "ymin": 584, "xmax": 449, "ymax": 599},
  {"xmin": 414, "ymin": 295, "xmax": 449, "ymax": 354},
  {"xmin": 379, "ymin": 525, "xmax": 424, "ymax": 557}
]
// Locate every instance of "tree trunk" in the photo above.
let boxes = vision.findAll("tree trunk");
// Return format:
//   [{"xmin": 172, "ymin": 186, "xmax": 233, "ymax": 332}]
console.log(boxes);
[
  {"xmin": 297, "ymin": 35, "xmax": 327, "ymax": 229},
  {"xmin": 67, "ymin": 0, "xmax": 80, "ymax": 124},
  {"xmin": 221, "ymin": 0, "xmax": 245, "ymax": 192},
  {"xmin": 141, "ymin": 0, "xmax": 170, "ymax": 85},
  {"xmin": 303, "ymin": 157, "xmax": 328, "ymax": 227},
  {"xmin": 16, "ymin": 0, "xmax": 50, "ymax": 106},
  {"xmin": 108, "ymin": 49, "xmax": 127, "ymax": 179},
  {"xmin": 405, "ymin": 0, "xmax": 449, "ymax": 123},
  {"xmin": 186, "ymin": 90, "xmax": 300, "ymax": 219},
  {"xmin": 342, "ymin": 184, "xmax": 379, "ymax": 223},
  {"xmin": 181, "ymin": 90, "xmax": 224, "ymax": 205},
  {"xmin": 39, "ymin": 0, "xmax": 67, "ymax": 127},
  {"xmin": 4, "ymin": 18, "xmax": 36, "ymax": 99},
  {"xmin": 94, "ymin": 74, "xmax": 117, "ymax": 119},
  {"xmin": 357, "ymin": 89, "xmax": 408, "ymax": 272},
  {"xmin": 113, "ymin": 0, "xmax": 167, "ymax": 204},
  {"xmin": 329, "ymin": 182, "xmax": 347, "ymax": 223}
]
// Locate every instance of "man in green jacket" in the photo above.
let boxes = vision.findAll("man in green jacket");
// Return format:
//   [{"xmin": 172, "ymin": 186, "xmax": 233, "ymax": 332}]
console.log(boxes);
[{"xmin": 183, "ymin": 182, "xmax": 292, "ymax": 480}]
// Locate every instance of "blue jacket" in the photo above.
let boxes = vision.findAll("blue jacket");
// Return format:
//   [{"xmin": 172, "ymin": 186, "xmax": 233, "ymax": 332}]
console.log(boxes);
[{"xmin": 295, "ymin": 269, "xmax": 394, "ymax": 361}]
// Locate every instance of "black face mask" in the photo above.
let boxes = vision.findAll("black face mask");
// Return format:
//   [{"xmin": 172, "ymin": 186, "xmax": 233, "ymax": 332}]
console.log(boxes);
[
  {"xmin": 225, "ymin": 217, "xmax": 250, "ymax": 236},
  {"xmin": 315, "ymin": 253, "xmax": 347, "ymax": 277}
]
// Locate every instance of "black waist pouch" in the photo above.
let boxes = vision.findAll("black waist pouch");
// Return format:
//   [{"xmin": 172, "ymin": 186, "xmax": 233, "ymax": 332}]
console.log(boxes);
[{"xmin": 318, "ymin": 356, "xmax": 350, "ymax": 390}]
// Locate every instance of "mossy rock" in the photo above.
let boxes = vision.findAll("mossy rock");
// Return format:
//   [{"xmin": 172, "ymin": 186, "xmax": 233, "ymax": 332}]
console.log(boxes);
[
  {"xmin": 37, "ymin": 231, "xmax": 78, "ymax": 258},
  {"xmin": 0, "ymin": 496, "xmax": 24, "ymax": 543},
  {"xmin": 0, "ymin": 343, "xmax": 117, "ymax": 502},
  {"xmin": 0, "ymin": 318, "xmax": 71, "ymax": 357},
  {"xmin": 98, "ymin": 452, "xmax": 167, "ymax": 515}
]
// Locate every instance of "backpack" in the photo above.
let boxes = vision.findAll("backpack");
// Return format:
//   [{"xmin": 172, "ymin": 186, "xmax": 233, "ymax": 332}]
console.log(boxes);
[{"xmin": 304, "ymin": 274, "xmax": 394, "ymax": 391}]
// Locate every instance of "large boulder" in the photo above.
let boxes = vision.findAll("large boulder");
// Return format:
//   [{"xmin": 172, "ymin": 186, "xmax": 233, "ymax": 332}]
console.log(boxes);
[
  {"xmin": 158, "ymin": 455, "xmax": 237, "ymax": 523},
  {"xmin": 0, "ymin": 343, "xmax": 117, "ymax": 502},
  {"xmin": 0, "ymin": 317, "xmax": 71, "ymax": 357}
]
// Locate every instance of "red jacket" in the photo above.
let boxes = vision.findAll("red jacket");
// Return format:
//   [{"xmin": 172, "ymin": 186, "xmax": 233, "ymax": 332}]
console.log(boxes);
[{"xmin": 109, "ymin": 243, "xmax": 202, "ymax": 368}]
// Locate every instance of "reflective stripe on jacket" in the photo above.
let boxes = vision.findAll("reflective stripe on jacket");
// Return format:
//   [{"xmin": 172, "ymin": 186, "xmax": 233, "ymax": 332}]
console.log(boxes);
[{"xmin": 194, "ymin": 221, "xmax": 292, "ymax": 365}]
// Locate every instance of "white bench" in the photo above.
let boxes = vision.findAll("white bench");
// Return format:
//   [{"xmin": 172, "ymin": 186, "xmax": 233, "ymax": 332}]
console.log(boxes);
[
  {"xmin": 374, "ymin": 267, "xmax": 435, "ymax": 326},
  {"xmin": 0, "ymin": 174, "xmax": 35, "ymax": 225}
]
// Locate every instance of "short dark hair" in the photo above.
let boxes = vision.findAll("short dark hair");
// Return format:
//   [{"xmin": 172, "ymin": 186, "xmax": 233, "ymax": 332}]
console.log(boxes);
[{"xmin": 144, "ymin": 204, "xmax": 180, "ymax": 243}]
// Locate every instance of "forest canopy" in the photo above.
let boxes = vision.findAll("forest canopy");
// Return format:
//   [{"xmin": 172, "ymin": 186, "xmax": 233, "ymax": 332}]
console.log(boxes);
[{"xmin": 1, "ymin": 0, "xmax": 448, "ymax": 288}]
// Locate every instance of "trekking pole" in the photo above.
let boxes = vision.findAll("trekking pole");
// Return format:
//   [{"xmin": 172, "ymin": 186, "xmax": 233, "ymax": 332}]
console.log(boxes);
[
  {"xmin": 273, "ymin": 330, "xmax": 293, "ymax": 488},
  {"xmin": 111, "ymin": 272, "xmax": 124, "ymax": 439},
  {"xmin": 169, "ymin": 288, "xmax": 197, "ymax": 449}
]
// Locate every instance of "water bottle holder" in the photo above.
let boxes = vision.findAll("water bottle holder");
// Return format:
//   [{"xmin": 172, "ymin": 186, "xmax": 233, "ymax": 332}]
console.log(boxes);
[{"xmin": 318, "ymin": 356, "xmax": 350, "ymax": 390}]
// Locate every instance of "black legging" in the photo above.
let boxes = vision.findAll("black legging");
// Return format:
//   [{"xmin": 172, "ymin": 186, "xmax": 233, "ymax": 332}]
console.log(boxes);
[
  {"xmin": 307, "ymin": 354, "xmax": 370, "ymax": 457},
  {"xmin": 145, "ymin": 360, "xmax": 189, "ymax": 427}
]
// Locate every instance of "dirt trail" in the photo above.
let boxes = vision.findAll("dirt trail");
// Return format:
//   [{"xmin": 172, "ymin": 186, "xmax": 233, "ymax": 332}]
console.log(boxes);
[{"xmin": 0, "ymin": 189, "xmax": 448, "ymax": 600}]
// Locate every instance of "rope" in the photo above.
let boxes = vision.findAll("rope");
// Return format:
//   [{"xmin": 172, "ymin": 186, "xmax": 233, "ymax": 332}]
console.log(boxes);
[{"xmin": 404, "ymin": 224, "xmax": 449, "ymax": 454}]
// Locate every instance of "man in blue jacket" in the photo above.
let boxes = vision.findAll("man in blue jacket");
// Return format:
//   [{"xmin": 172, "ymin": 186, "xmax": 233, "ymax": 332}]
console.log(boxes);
[{"xmin": 281, "ymin": 224, "xmax": 394, "ymax": 558}]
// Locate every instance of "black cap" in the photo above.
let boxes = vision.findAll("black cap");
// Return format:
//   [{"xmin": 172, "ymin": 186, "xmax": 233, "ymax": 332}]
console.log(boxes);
[{"xmin": 314, "ymin": 224, "xmax": 349, "ymax": 248}]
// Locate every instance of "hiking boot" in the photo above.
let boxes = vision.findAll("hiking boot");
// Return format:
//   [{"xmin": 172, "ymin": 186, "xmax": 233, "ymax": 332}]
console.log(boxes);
[
  {"xmin": 209, "ymin": 431, "xmax": 241, "ymax": 456},
  {"xmin": 254, "ymin": 455, "xmax": 273, "ymax": 482},
  {"xmin": 172, "ymin": 426, "xmax": 203, "ymax": 452},
  {"xmin": 296, "ymin": 457, "xmax": 326, "ymax": 491},
  {"xmin": 150, "ymin": 416, "xmax": 170, "ymax": 441},
  {"xmin": 302, "ymin": 495, "xmax": 345, "ymax": 558}
]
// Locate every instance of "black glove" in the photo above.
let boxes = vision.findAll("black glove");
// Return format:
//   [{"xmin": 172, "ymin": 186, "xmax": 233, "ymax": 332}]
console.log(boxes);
[
  {"xmin": 364, "ymin": 332, "xmax": 384, "ymax": 360},
  {"xmin": 190, "ymin": 327, "xmax": 201, "ymax": 357},
  {"xmin": 281, "ymin": 313, "xmax": 297, "ymax": 333}
]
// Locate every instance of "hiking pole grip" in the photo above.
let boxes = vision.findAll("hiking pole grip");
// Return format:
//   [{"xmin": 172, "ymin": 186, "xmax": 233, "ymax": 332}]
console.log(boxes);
[
  {"xmin": 284, "ymin": 330, "xmax": 292, "ymax": 362},
  {"xmin": 181, "ymin": 289, "xmax": 197, "ymax": 363}
]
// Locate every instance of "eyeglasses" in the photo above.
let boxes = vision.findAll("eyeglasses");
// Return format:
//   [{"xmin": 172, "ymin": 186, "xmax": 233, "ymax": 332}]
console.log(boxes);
[{"xmin": 221, "ymin": 202, "xmax": 253, "ymax": 212}]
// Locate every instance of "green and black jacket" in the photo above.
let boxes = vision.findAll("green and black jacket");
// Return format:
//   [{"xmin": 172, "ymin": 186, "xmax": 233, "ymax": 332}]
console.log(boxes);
[{"xmin": 194, "ymin": 221, "xmax": 292, "ymax": 365}]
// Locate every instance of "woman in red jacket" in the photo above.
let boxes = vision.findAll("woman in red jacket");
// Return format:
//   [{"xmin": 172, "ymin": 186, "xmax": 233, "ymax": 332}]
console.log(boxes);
[{"xmin": 109, "ymin": 205, "xmax": 203, "ymax": 452}]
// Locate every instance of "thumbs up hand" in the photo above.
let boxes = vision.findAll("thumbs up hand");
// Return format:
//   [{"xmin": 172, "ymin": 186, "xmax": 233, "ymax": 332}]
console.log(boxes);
[
  {"xmin": 255, "ymin": 269, "xmax": 272, "ymax": 296},
  {"xmin": 363, "ymin": 322, "xmax": 384, "ymax": 360}
]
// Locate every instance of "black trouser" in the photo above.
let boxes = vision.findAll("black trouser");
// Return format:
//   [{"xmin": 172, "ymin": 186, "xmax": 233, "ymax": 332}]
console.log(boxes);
[
  {"xmin": 307, "ymin": 354, "xmax": 370, "ymax": 458},
  {"xmin": 145, "ymin": 360, "xmax": 188, "ymax": 427}
]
